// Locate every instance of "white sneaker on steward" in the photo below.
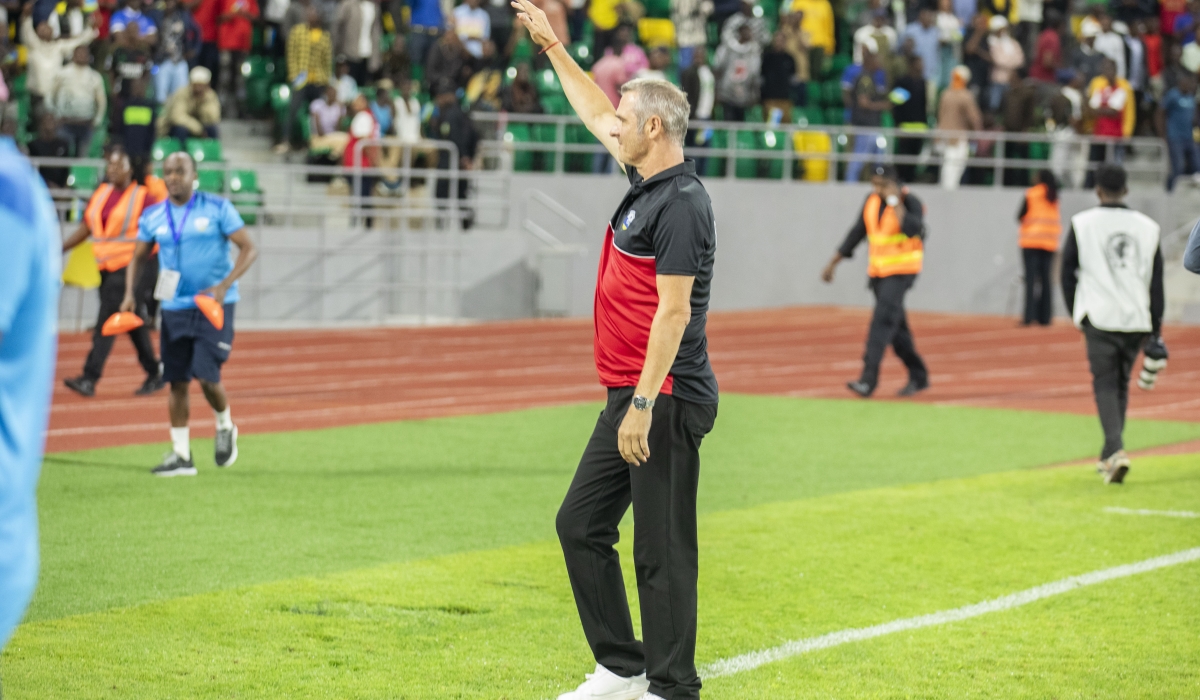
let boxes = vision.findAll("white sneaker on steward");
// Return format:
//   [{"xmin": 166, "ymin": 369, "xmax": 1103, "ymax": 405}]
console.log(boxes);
[{"xmin": 556, "ymin": 664, "xmax": 649, "ymax": 700}]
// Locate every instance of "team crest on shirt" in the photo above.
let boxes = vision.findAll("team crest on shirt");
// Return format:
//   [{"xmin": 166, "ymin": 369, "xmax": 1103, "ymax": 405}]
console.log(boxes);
[
  {"xmin": 621, "ymin": 210, "xmax": 636, "ymax": 230},
  {"xmin": 194, "ymin": 217, "xmax": 210, "ymax": 232},
  {"xmin": 156, "ymin": 225, "xmax": 168, "ymax": 234}
]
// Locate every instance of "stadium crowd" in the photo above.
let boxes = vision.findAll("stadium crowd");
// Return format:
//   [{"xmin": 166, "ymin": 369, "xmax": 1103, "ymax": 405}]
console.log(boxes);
[{"xmin": 1, "ymin": 0, "xmax": 1199, "ymax": 187}]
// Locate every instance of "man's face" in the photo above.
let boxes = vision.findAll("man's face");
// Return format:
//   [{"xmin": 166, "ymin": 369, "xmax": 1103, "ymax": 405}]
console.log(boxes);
[
  {"xmin": 162, "ymin": 154, "xmax": 195, "ymax": 200},
  {"xmin": 306, "ymin": 8, "xmax": 320, "ymax": 26},
  {"xmin": 324, "ymin": 86, "xmax": 337, "ymax": 103},
  {"xmin": 737, "ymin": 24, "xmax": 753, "ymax": 43},
  {"xmin": 1100, "ymin": 15, "xmax": 1112, "ymax": 31},
  {"xmin": 127, "ymin": 0, "xmax": 142, "ymax": 12},
  {"xmin": 106, "ymin": 153, "xmax": 133, "ymax": 185},
  {"xmin": 1102, "ymin": 59, "xmax": 1116, "ymax": 80},
  {"xmin": 35, "ymin": 22, "xmax": 53, "ymax": 41},
  {"xmin": 612, "ymin": 91, "xmax": 651, "ymax": 165},
  {"xmin": 191, "ymin": 82, "xmax": 208, "ymax": 97},
  {"xmin": 73, "ymin": 46, "xmax": 89, "ymax": 65},
  {"xmin": 920, "ymin": 9, "xmax": 933, "ymax": 26},
  {"xmin": 38, "ymin": 115, "xmax": 57, "ymax": 140}
]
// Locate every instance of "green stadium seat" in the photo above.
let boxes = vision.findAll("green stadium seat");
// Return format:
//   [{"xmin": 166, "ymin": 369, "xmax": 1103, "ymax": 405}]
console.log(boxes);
[
  {"xmin": 734, "ymin": 130, "xmax": 758, "ymax": 178},
  {"xmin": 270, "ymin": 83, "xmax": 291, "ymax": 112},
  {"xmin": 705, "ymin": 129, "xmax": 728, "ymax": 177},
  {"xmin": 229, "ymin": 170, "xmax": 261, "ymax": 225},
  {"xmin": 152, "ymin": 137, "xmax": 183, "ymax": 162},
  {"xmin": 504, "ymin": 123, "xmax": 533, "ymax": 172},
  {"xmin": 66, "ymin": 165, "xmax": 100, "ymax": 190},
  {"xmin": 411, "ymin": 64, "xmax": 424, "ymax": 84},
  {"xmin": 541, "ymin": 94, "xmax": 571, "ymax": 115},
  {"xmin": 537, "ymin": 68, "xmax": 563, "ymax": 96},
  {"xmin": 822, "ymin": 80, "xmax": 842, "ymax": 107},
  {"xmin": 228, "ymin": 170, "xmax": 258, "ymax": 194},
  {"xmin": 564, "ymin": 123, "xmax": 597, "ymax": 172},
  {"xmin": 824, "ymin": 107, "xmax": 844, "ymax": 125},
  {"xmin": 531, "ymin": 122, "xmax": 558, "ymax": 172},
  {"xmin": 806, "ymin": 81, "xmax": 822, "ymax": 106},
  {"xmin": 644, "ymin": 0, "xmax": 670, "ymax": 18},
  {"xmin": 512, "ymin": 38, "xmax": 535, "ymax": 62},
  {"xmin": 828, "ymin": 54, "xmax": 851, "ymax": 80},
  {"xmin": 568, "ymin": 41, "xmax": 594, "ymax": 70},
  {"xmin": 196, "ymin": 168, "xmax": 225, "ymax": 193},
  {"xmin": 186, "ymin": 138, "xmax": 223, "ymax": 163}
]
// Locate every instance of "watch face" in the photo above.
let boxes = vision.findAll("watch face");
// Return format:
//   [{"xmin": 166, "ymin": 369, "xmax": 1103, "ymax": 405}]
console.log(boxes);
[{"xmin": 633, "ymin": 396, "xmax": 648, "ymax": 410}]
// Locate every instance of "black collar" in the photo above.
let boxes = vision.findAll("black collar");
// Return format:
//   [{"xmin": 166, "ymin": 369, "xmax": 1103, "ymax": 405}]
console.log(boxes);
[
  {"xmin": 1099, "ymin": 202, "xmax": 1128, "ymax": 208},
  {"xmin": 630, "ymin": 159, "xmax": 697, "ymax": 189}
]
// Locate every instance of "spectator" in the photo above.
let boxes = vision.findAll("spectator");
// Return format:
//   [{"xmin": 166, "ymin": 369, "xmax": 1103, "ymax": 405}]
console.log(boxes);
[
  {"xmin": 344, "ymin": 92, "xmax": 380, "ymax": 224},
  {"xmin": 713, "ymin": 21, "xmax": 761, "ymax": 122},
  {"xmin": 986, "ymin": 15, "xmax": 1023, "ymax": 112},
  {"xmin": 591, "ymin": 35, "xmax": 628, "ymax": 108},
  {"xmin": 21, "ymin": 9, "xmax": 97, "ymax": 109},
  {"xmin": 853, "ymin": 8, "xmax": 896, "ymax": 65},
  {"xmin": 761, "ymin": 31, "xmax": 795, "ymax": 122},
  {"xmin": 334, "ymin": 57, "xmax": 358, "ymax": 101},
  {"xmin": 938, "ymin": 64, "xmax": 982, "ymax": 189},
  {"xmin": 50, "ymin": 44, "xmax": 105, "ymax": 156},
  {"xmin": 486, "ymin": 0, "xmax": 515, "ymax": 54},
  {"xmin": 407, "ymin": 0, "xmax": 443, "ymax": 67},
  {"xmin": 428, "ymin": 80, "xmax": 477, "ymax": 229},
  {"xmin": 784, "ymin": 0, "xmax": 833, "ymax": 66},
  {"xmin": 605, "ymin": 24, "xmax": 648, "ymax": 76},
  {"xmin": 393, "ymin": 78, "xmax": 421, "ymax": 143},
  {"xmin": 935, "ymin": 0, "xmax": 962, "ymax": 90},
  {"xmin": 1071, "ymin": 22, "xmax": 1104, "ymax": 82},
  {"xmin": 381, "ymin": 32, "xmax": 411, "ymax": 84},
  {"xmin": 465, "ymin": 40, "xmax": 504, "ymax": 110},
  {"xmin": 778, "ymin": 10, "xmax": 810, "ymax": 105},
  {"xmin": 109, "ymin": 0, "xmax": 157, "ymax": 45},
  {"xmin": 191, "ymin": 0, "xmax": 221, "ymax": 78},
  {"xmin": 961, "ymin": 12, "xmax": 991, "ymax": 96},
  {"xmin": 309, "ymin": 82, "xmax": 349, "ymax": 156},
  {"xmin": 1029, "ymin": 11, "xmax": 1061, "ymax": 82},
  {"xmin": 282, "ymin": 0, "xmax": 312, "ymax": 39},
  {"xmin": 28, "ymin": 113, "xmax": 70, "ymax": 187},
  {"xmin": 528, "ymin": 0, "xmax": 571, "ymax": 47},
  {"xmin": 50, "ymin": 0, "xmax": 88, "ymax": 39},
  {"xmin": 1160, "ymin": 71, "xmax": 1199, "ymax": 190},
  {"xmin": 502, "ymin": 62, "xmax": 542, "ymax": 112},
  {"xmin": 1014, "ymin": 0, "xmax": 1041, "ymax": 55},
  {"xmin": 155, "ymin": 0, "xmax": 201, "ymax": 106},
  {"xmin": 333, "ymin": 0, "xmax": 381, "ymax": 85},
  {"xmin": 1086, "ymin": 58, "xmax": 1132, "ymax": 183},
  {"xmin": 1093, "ymin": 13, "xmax": 1126, "ymax": 79},
  {"xmin": 1183, "ymin": 25, "xmax": 1200, "ymax": 71},
  {"xmin": 1142, "ymin": 18, "xmax": 1164, "ymax": 98},
  {"xmin": 369, "ymin": 77, "xmax": 395, "ymax": 132},
  {"xmin": 952, "ymin": 0, "xmax": 974, "ymax": 28},
  {"xmin": 217, "ymin": 0, "xmax": 258, "ymax": 116},
  {"xmin": 636, "ymin": 46, "xmax": 671, "ymax": 80},
  {"xmin": 722, "ymin": 0, "xmax": 770, "ymax": 48},
  {"xmin": 453, "ymin": 0, "xmax": 490, "ymax": 58},
  {"xmin": 709, "ymin": 0, "xmax": 740, "ymax": 35},
  {"xmin": 158, "ymin": 65, "xmax": 221, "ymax": 141},
  {"xmin": 903, "ymin": 6, "xmax": 939, "ymax": 108},
  {"xmin": 587, "ymin": 0, "xmax": 620, "ymax": 55},
  {"xmin": 1000, "ymin": 68, "xmax": 1038, "ymax": 185},
  {"xmin": 1049, "ymin": 69, "xmax": 1086, "ymax": 189},
  {"xmin": 278, "ymin": 5, "xmax": 332, "ymax": 151},
  {"xmin": 262, "ymin": 0, "xmax": 290, "ymax": 54},
  {"xmin": 1126, "ymin": 21, "xmax": 1149, "ymax": 133},
  {"xmin": 115, "ymin": 76, "xmax": 156, "ymax": 157},
  {"xmin": 846, "ymin": 48, "xmax": 889, "ymax": 182},
  {"xmin": 681, "ymin": 47, "xmax": 714, "ymax": 171},
  {"xmin": 671, "ymin": 0, "xmax": 712, "ymax": 68},
  {"xmin": 893, "ymin": 54, "xmax": 927, "ymax": 183},
  {"xmin": 424, "ymin": 23, "xmax": 470, "ymax": 90}
]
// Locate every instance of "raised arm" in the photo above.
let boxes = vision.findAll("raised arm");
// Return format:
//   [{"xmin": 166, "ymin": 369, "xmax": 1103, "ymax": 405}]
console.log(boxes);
[{"xmin": 511, "ymin": 0, "xmax": 620, "ymax": 161}]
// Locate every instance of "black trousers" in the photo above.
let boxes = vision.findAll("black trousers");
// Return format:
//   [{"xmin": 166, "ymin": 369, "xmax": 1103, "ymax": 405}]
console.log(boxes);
[
  {"xmin": 1083, "ymin": 322, "xmax": 1146, "ymax": 460},
  {"xmin": 82, "ymin": 264, "xmax": 160, "ymax": 382},
  {"xmin": 895, "ymin": 135, "xmax": 922, "ymax": 183},
  {"xmin": 860, "ymin": 274, "xmax": 927, "ymax": 388},
  {"xmin": 1022, "ymin": 248, "xmax": 1054, "ymax": 326},
  {"xmin": 557, "ymin": 387, "xmax": 717, "ymax": 700}
]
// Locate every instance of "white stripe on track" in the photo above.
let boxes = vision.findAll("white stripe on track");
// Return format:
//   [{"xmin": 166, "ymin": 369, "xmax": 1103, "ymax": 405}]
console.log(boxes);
[
  {"xmin": 699, "ymin": 546, "xmax": 1200, "ymax": 680},
  {"xmin": 1104, "ymin": 506, "xmax": 1200, "ymax": 519}
]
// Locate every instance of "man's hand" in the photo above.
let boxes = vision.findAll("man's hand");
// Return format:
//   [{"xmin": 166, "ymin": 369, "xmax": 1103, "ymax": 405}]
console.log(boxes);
[
  {"xmin": 821, "ymin": 253, "xmax": 842, "ymax": 283},
  {"xmin": 882, "ymin": 182, "xmax": 905, "ymax": 220},
  {"xmin": 511, "ymin": 0, "xmax": 558, "ymax": 48},
  {"xmin": 119, "ymin": 292, "xmax": 137, "ymax": 313},
  {"xmin": 200, "ymin": 282, "xmax": 229, "ymax": 306},
  {"xmin": 617, "ymin": 404, "xmax": 652, "ymax": 465}
]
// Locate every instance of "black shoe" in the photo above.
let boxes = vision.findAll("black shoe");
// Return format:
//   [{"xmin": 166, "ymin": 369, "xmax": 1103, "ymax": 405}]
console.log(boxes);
[
  {"xmin": 846, "ymin": 380, "xmax": 874, "ymax": 398},
  {"xmin": 897, "ymin": 378, "xmax": 930, "ymax": 397},
  {"xmin": 214, "ymin": 425, "xmax": 238, "ymax": 467},
  {"xmin": 135, "ymin": 373, "xmax": 165, "ymax": 396},
  {"xmin": 151, "ymin": 451, "xmax": 197, "ymax": 477},
  {"xmin": 63, "ymin": 376, "xmax": 96, "ymax": 397}
]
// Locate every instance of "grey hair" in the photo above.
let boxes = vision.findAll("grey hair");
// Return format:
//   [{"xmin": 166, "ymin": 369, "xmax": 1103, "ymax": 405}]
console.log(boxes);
[{"xmin": 619, "ymin": 78, "xmax": 690, "ymax": 146}]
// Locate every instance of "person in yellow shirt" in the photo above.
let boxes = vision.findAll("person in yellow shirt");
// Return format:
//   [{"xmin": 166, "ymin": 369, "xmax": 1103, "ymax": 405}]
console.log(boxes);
[{"xmin": 785, "ymin": 0, "xmax": 834, "ymax": 67}]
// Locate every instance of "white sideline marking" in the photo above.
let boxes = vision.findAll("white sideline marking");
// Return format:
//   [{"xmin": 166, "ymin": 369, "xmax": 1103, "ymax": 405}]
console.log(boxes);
[
  {"xmin": 1104, "ymin": 507, "xmax": 1200, "ymax": 519},
  {"xmin": 700, "ymin": 547, "xmax": 1200, "ymax": 680}
]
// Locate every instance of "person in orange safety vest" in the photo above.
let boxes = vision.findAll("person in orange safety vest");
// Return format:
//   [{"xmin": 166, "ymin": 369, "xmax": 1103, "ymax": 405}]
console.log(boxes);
[
  {"xmin": 61, "ymin": 147, "xmax": 165, "ymax": 398},
  {"xmin": 1017, "ymin": 169, "xmax": 1062, "ymax": 326},
  {"xmin": 821, "ymin": 165, "xmax": 930, "ymax": 398}
]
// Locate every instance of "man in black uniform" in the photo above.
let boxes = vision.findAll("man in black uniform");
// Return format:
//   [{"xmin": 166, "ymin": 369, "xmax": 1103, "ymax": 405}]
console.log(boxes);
[
  {"xmin": 822, "ymin": 165, "xmax": 929, "ymax": 398},
  {"xmin": 512, "ymin": 1, "xmax": 718, "ymax": 698}
]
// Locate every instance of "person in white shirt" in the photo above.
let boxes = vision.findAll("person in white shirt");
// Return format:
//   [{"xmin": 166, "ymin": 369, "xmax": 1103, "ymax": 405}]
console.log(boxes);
[
  {"xmin": 453, "ymin": 0, "xmax": 491, "ymax": 59},
  {"xmin": 20, "ymin": 12, "xmax": 98, "ymax": 104},
  {"xmin": 1093, "ymin": 13, "xmax": 1126, "ymax": 79},
  {"xmin": 853, "ymin": 8, "xmax": 897, "ymax": 64},
  {"xmin": 986, "ymin": 15, "xmax": 1024, "ymax": 111},
  {"xmin": 50, "ymin": 45, "xmax": 106, "ymax": 156},
  {"xmin": 393, "ymin": 77, "xmax": 422, "ymax": 144},
  {"xmin": 309, "ymin": 83, "xmax": 349, "ymax": 156},
  {"xmin": 1060, "ymin": 164, "xmax": 1165, "ymax": 484}
]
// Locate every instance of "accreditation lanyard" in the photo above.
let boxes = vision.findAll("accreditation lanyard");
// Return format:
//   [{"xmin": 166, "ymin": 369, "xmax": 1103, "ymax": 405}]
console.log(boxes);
[{"xmin": 165, "ymin": 193, "xmax": 196, "ymax": 270}]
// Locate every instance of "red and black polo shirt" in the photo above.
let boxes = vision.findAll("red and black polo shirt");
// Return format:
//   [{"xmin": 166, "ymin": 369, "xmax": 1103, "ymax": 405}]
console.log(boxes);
[{"xmin": 593, "ymin": 159, "xmax": 719, "ymax": 405}]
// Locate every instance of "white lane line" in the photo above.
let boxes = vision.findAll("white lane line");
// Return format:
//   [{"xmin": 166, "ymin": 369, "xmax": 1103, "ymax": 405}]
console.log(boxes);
[
  {"xmin": 700, "ymin": 546, "xmax": 1200, "ymax": 680},
  {"xmin": 1104, "ymin": 507, "xmax": 1200, "ymax": 519}
]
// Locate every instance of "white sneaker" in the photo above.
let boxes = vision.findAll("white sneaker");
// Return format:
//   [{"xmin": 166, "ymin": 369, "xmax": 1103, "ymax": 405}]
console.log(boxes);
[
  {"xmin": 556, "ymin": 664, "xmax": 649, "ymax": 700},
  {"xmin": 638, "ymin": 694, "xmax": 667, "ymax": 700}
]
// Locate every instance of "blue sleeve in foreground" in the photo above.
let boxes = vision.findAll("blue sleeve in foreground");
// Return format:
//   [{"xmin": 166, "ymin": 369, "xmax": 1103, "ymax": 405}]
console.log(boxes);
[
  {"xmin": 0, "ymin": 208, "xmax": 35, "ymax": 335},
  {"xmin": 1184, "ymin": 219, "xmax": 1200, "ymax": 274}
]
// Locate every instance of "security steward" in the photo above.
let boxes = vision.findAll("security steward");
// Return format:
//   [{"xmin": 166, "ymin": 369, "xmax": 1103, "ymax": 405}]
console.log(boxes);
[
  {"xmin": 513, "ymin": 2, "xmax": 718, "ymax": 699},
  {"xmin": 1061, "ymin": 164, "xmax": 1165, "ymax": 484},
  {"xmin": 822, "ymin": 165, "xmax": 929, "ymax": 398},
  {"xmin": 61, "ymin": 147, "xmax": 164, "ymax": 398},
  {"xmin": 1017, "ymin": 169, "xmax": 1062, "ymax": 326}
]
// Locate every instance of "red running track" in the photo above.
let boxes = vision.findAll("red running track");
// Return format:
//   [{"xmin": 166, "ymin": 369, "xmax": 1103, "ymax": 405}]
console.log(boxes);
[{"xmin": 46, "ymin": 306, "xmax": 1200, "ymax": 453}]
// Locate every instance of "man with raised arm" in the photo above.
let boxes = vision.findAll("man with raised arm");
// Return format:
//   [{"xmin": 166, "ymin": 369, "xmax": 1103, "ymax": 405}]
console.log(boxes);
[{"xmin": 511, "ymin": 1, "xmax": 719, "ymax": 698}]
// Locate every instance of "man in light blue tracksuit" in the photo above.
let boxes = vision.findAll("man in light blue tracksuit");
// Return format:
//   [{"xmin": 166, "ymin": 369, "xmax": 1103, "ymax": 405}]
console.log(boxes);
[{"xmin": 0, "ymin": 138, "xmax": 62, "ymax": 651}]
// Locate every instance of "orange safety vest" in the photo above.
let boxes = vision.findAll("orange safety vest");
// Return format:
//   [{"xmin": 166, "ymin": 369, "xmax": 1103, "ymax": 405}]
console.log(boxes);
[
  {"xmin": 1018, "ymin": 183, "xmax": 1061, "ymax": 252},
  {"xmin": 84, "ymin": 183, "xmax": 150, "ymax": 272},
  {"xmin": 865, "ymin": 192, "xmax": 923, "ymax": 278}
]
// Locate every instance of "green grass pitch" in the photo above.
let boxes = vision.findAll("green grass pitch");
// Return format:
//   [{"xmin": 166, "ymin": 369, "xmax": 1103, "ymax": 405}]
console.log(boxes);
[{"xmin": 5, "ymin": 394, "xmax": 1200, "ymax": 697}]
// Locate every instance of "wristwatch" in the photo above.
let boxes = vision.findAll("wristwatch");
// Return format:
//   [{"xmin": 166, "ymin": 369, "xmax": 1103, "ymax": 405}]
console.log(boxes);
[{"xmin": 632, "ymin": 395, "xmax": 655, "ymax": 412}]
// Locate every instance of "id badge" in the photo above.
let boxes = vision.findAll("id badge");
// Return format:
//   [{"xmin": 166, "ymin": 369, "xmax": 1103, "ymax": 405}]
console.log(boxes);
[{"xmin": 154, "ymin": 269, "xmax": 181, "ymax": 300}]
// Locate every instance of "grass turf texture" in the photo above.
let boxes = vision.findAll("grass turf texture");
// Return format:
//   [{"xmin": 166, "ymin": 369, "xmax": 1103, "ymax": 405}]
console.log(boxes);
[{"xmin": 7, "ymin": 394, "xmax": 1200, "ymax": 696}]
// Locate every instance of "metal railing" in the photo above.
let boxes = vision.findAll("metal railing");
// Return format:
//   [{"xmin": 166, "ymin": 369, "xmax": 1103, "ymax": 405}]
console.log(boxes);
[{"xmin": 469, "ymin": 112, "xmax": 1168, "ymax": 188}]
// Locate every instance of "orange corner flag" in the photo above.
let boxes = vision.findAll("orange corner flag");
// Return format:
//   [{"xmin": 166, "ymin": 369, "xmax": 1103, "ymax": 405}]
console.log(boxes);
[
  {"xmin": 101, "ymin": 312, "xmax": 145, "ymax": 337},
  {"xmin": 194, "ymin": 294, "xmax": 225, "ymax": 330}
]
